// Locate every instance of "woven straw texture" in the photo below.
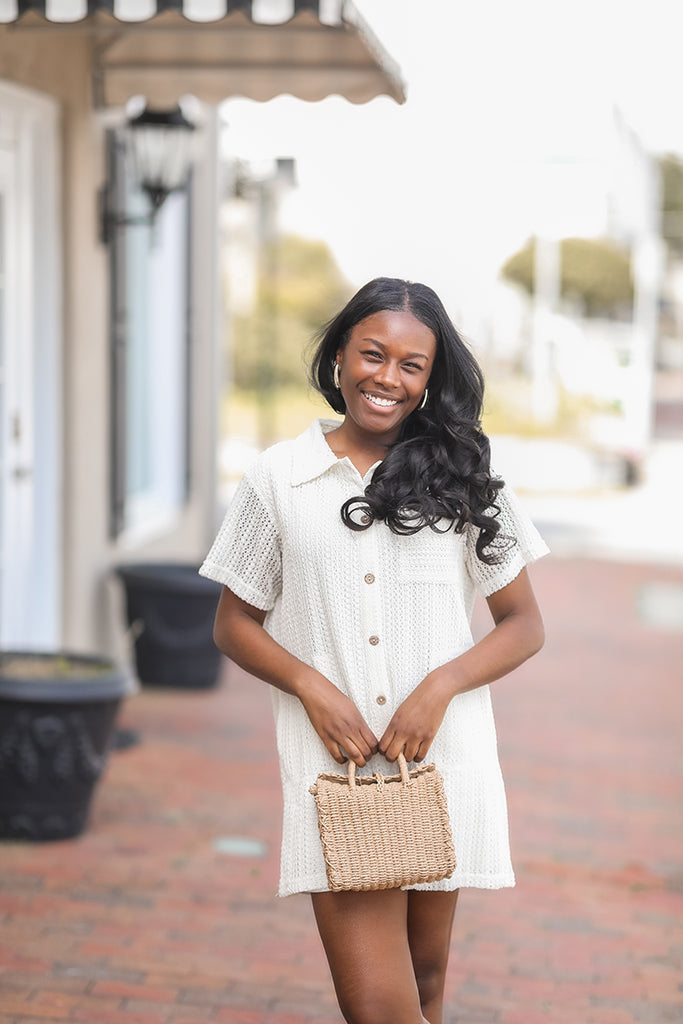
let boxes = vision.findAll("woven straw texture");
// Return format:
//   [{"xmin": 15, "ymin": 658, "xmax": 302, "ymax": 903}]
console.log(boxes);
[{"xmin": 310, "ymin": 755, "xmax": 457, "ymax": 892}]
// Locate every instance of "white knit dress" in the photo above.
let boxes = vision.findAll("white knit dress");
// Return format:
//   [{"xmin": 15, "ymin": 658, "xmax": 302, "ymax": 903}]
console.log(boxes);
[{"xmin": 200, "ymin": 419, "xmax": 549, "ymax": 897}]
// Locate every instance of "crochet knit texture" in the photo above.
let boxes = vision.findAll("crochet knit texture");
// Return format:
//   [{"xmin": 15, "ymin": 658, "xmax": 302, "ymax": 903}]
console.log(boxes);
[{"xmin": 200, "ymin": 419, "xmax": 549, "ymax": 897}]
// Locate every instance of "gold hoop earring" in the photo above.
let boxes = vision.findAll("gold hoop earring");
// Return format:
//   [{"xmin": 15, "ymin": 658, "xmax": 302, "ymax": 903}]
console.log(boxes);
[
  {"xmin": 333, "ymin": 362, "xmax": 341, "ymax": 390},
  {"xmin": 418, "ymin": 387, "xmax": 429, "ymax": 411}
]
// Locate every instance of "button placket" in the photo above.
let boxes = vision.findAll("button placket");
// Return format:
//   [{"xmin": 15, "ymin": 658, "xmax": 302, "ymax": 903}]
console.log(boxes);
[{"xmin": 356, "ymin": 527, "xmax": 391, "ymax": 714}]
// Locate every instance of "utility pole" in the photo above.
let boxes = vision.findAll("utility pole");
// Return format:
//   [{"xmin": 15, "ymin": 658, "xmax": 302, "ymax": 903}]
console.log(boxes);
[
  {"xmin": 531, "ymin": 233, "xmax": 560, "ymax": 424},
  {"xmin": 254, "ymin": 158, "xmax": 296, "ymax": 450}
]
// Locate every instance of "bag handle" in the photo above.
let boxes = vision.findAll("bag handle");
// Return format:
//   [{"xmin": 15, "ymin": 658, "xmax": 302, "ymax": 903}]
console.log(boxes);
[{"xmin": 348, "ymin": 752, "xmax": 411, "ymax": 790}]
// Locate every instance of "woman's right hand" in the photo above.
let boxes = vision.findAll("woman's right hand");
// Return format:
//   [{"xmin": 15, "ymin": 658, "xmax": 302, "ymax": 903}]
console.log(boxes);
[
  {"xmin": 213, "ymin": 588, "xmax": 377, "ymax": 766},
  {"xmin": 298, "ymin": 671, "xmax": 378, "ymax": 767}
]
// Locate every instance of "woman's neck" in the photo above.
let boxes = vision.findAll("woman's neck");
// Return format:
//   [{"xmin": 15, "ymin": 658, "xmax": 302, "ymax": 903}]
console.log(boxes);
[{"xmin": 325, "ymin": 420, "xmax": 393, "ymax": 477}]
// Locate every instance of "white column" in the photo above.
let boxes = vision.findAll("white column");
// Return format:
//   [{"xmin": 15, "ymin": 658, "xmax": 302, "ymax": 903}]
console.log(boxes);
[
  {"xmin": 531, "ymin": 234, "xmax": 560, "ymax": 424},
  {"xmin": 194, "ymin": 103, "xmax": 223, "ymax": 539},
  {"xmin": 625, "ymin": 233, "xmax": 664, "ymax": 453}
]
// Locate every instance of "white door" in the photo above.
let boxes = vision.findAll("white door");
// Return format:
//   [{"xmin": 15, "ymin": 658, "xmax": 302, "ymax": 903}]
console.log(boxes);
[{"xmin": 0, "ymin": 83, "xmax": 61, "ymax": 650}]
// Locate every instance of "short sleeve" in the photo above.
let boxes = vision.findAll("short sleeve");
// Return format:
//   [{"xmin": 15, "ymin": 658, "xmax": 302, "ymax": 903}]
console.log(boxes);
[
  {"xmin": 199, "ymin": 474, "xmax": 282, "ymax": 611},
  {"xmin": 465, "ymin": 483, "xmax": 549, "ymax": 597}
]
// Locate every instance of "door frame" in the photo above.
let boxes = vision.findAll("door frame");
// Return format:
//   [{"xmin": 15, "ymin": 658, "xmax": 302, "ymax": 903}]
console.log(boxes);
[{"xmin": 0, "ymin": 80, "xmax": 62, "ymax": 649}]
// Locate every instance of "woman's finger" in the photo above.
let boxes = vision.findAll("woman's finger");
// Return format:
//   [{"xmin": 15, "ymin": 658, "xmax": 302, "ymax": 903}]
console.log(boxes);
[
  {"xmin": 330, "ymin": 743, "xmax": 347, "ymax": 765},
  {"xmin": 379, "ymin": 731, "xmax": 403, "ymax": 764},
  {"xmin": 412, "ymin": 742, "xmax": 425, "ymax": 763},
  {"xmin": 334, "ymin": 735, "xmax": 368, "ymax": 768},
  {"xmin": 402, "ymin": 742, "xmax": 416, "ymax": 763},
  {"xmin": 362, "ymin": 723, "xmax": 379, "ymax": 747},
  {"xmin": 358, "ymin": 727, "xmax": 379, "ymax": 760},
  {"xmin": 338, "ymin": 717, "xmax": 378, "ymax": 766}
]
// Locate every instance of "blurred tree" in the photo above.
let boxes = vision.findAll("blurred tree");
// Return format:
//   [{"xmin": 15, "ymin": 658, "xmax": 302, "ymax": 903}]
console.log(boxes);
[
  {"xmin": 232, "ymin": 234, "xmax": 352, "ymax": 391},
  {"xmin": 660, "ymin": 154, "xmax": 683, "ymax": 257},
  {"xmin": 501, "ymin": 236, "xmax": 633, "ymax": 317}
]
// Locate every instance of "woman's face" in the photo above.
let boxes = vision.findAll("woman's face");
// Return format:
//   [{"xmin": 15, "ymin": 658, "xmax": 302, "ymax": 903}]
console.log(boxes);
[{"xmin": 336, "ymin": 309, "xmax": 436, "ymax": 444}]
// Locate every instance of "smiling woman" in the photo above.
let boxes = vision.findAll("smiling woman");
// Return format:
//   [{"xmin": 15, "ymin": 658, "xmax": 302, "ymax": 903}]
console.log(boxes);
[{"xmin": 200, "ymin": 276, "xmax": 548, "ymax": 1023}]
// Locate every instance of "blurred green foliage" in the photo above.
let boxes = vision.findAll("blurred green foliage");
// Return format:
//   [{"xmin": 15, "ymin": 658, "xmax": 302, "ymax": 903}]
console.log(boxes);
[
  {"xmin": 231, "ymin": 235, "xmax": 352, "ymax": 391},
  {"xmin": 482, "ymin": 375, "xmax": 616, "ymax": 439},
  {"xmin": 501, "ymin": 236, "xmax": 633, "ymax": 317},
  {"xmin": 222, "ymin": 386, "xmax": 334, "ymax": 447}
]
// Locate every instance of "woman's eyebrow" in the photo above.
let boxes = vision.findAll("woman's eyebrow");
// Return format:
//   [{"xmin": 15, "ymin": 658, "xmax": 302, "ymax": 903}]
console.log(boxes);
[{"xmin": 360, "ymin": 338, "xmax": 430, "ymax": 360}]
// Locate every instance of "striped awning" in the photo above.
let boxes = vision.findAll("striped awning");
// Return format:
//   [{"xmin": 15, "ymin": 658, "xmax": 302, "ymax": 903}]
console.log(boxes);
[{"xmin": 0, "ymin": 1, "xmax": 406, "ymax": 107}]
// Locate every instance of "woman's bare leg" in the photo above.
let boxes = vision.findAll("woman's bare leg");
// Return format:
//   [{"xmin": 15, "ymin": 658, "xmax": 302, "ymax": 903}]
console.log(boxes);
[
  {"xmin": 406, "ymin": 890, "xmax": 459, "ymax": 1024},
  {"xmin": 311, "ymin": 888, "xmax": 428, "ymax": 1024}
]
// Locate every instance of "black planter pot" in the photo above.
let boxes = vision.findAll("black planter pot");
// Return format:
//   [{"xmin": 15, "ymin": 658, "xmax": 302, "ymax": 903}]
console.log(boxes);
[
  {"xmin": 0, "ymin": 652, "xmax": 136, "ymax": 841},
  {"xmin": 116, "ymin": 563, "xmax": 222, "ymax": 689}
]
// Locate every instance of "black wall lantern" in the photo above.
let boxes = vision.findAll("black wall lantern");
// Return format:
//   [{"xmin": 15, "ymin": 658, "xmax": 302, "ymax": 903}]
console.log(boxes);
[{"xmin": 100, "ymin": 105, "xmax": 195, "ymax": 244}]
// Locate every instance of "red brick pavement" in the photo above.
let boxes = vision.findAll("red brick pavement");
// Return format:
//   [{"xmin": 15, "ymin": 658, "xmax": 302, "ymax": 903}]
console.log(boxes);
[{"xmin": 0, "ymin": 557, "xmax": 682, "ymax": 1023}]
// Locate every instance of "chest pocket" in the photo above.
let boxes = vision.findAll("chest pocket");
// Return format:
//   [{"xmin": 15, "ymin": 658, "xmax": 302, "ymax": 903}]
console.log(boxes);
[{"xmin": 394, "ymin": 527, "xmax": 466, "ymax": 585}]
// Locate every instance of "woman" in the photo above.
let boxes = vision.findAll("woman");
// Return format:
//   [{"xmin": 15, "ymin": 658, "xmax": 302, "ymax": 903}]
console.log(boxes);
[{"xmin": 200, "ymin": 277, "xmax": 547, "ymax": 1024}]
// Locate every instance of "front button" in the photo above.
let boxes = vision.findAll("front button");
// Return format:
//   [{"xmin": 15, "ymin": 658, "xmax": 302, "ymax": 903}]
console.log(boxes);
[
  {"xmin": 376, "ymin": 695, "xmax": 386, "ymax": 705},
  {"xmin": 369, "ymin": 635, "xmax": 380, "ymax": 646},
  {"xmin": 364, "ymin": 573, "xmax": 375, "ymax": 584}
]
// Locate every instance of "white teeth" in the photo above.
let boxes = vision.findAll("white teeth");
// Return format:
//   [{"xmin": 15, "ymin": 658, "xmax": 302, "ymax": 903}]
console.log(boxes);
[{"xmin": 363, "ymin": 392, "xmax": 398, "ymax": 408}]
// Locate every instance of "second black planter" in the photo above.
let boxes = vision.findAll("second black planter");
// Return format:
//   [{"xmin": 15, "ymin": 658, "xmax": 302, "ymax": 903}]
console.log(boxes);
[{"xmin": 116, "ymin": 563, "xmax": 222, "ymax": 689}]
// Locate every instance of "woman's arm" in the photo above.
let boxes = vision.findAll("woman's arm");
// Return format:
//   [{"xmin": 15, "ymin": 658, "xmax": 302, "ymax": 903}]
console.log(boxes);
[
  {"xmin": 379, "ymin": 567, "xmax": 545, "ymax": 763},
  {"xmin": 214, "ymin": 587, "xmax": 378, "ymax": 766}
]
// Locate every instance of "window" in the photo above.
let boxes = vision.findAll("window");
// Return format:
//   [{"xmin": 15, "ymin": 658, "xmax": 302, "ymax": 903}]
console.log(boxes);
[{"xmin": 108, "ymin": 130, "xmax": 191, "ymax": 539}]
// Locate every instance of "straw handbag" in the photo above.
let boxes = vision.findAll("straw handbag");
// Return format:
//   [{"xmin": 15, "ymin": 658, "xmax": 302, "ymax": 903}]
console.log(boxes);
[{"xmin": 310, "ymin": 753, "xmax": 456, "ymax": 892}]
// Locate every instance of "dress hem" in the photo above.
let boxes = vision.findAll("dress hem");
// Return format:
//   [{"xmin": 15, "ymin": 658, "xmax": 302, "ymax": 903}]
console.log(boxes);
[{"xmin": 277, "ymin": 872, "xmax": 516, "ymax": 898}]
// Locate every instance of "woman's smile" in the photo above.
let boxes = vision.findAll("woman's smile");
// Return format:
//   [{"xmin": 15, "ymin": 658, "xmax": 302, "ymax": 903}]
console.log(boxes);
[{"xmin": 361, "ymin": 390, "xmax": 400, "ymax": 409}]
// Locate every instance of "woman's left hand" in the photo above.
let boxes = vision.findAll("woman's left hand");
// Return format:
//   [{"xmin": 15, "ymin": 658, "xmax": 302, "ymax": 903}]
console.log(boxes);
[
  {"xmin": 378, "ymin": 672, "xmax": 450, "ymax": 763},
  {"xmin": 380, "ymin": 570, "xmax": 547, "ymax": 764}
]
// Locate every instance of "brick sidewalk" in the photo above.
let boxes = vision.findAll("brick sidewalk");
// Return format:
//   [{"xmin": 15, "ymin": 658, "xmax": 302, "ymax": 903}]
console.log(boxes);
[{"xmin": 0, "ymin": 557, "xmax": 682, "ymax": 1023}]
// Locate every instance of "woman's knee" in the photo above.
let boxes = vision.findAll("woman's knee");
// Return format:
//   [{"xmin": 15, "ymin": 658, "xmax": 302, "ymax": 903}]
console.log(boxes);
[
  {"xmin": 413, "ymin": 961, "xmax": 447, "ymax": 1010},
  {"xmin": 406, "ymin": 890, "xmax": 458, "ymax": 1012}
]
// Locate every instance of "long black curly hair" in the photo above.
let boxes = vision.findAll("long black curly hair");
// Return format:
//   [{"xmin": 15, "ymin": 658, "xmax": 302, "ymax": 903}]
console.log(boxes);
[{"xmin": 310, "ymin": 277, "xmax": 511, "ymax": 564}]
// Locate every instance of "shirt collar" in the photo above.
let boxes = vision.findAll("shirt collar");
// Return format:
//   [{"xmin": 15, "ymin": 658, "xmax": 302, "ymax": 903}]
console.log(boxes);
[
  {"xmin": 290, "ymin": 418, "xmax": 346, "ymax": 487},
  {"xmin": 290, "ymin": 418, "xmax": 383, "ymax": 487}
]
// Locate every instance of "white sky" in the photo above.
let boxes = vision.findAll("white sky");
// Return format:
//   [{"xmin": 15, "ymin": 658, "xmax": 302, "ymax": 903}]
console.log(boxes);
[{"xmin": 219, "ymin": 0, "xmax": 683, "ymax": 326}]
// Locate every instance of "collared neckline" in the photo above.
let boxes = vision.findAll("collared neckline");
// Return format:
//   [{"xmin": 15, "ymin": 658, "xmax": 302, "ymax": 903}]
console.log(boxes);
[{"xmin": 290, "ymin": 418, "xmax": 382, "ymax": 487}]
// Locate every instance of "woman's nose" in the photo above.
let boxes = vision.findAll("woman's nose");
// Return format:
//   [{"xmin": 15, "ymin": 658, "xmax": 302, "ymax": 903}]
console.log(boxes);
[{"xmin": 374, "ymin": 361, "xmax": 400, "ymax": 388}]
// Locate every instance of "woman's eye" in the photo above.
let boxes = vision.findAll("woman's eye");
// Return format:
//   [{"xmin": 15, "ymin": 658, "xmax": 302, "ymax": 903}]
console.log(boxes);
[{"xmin": 363, "ymin": 350, "xmax": 382, "ymax": 360}]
